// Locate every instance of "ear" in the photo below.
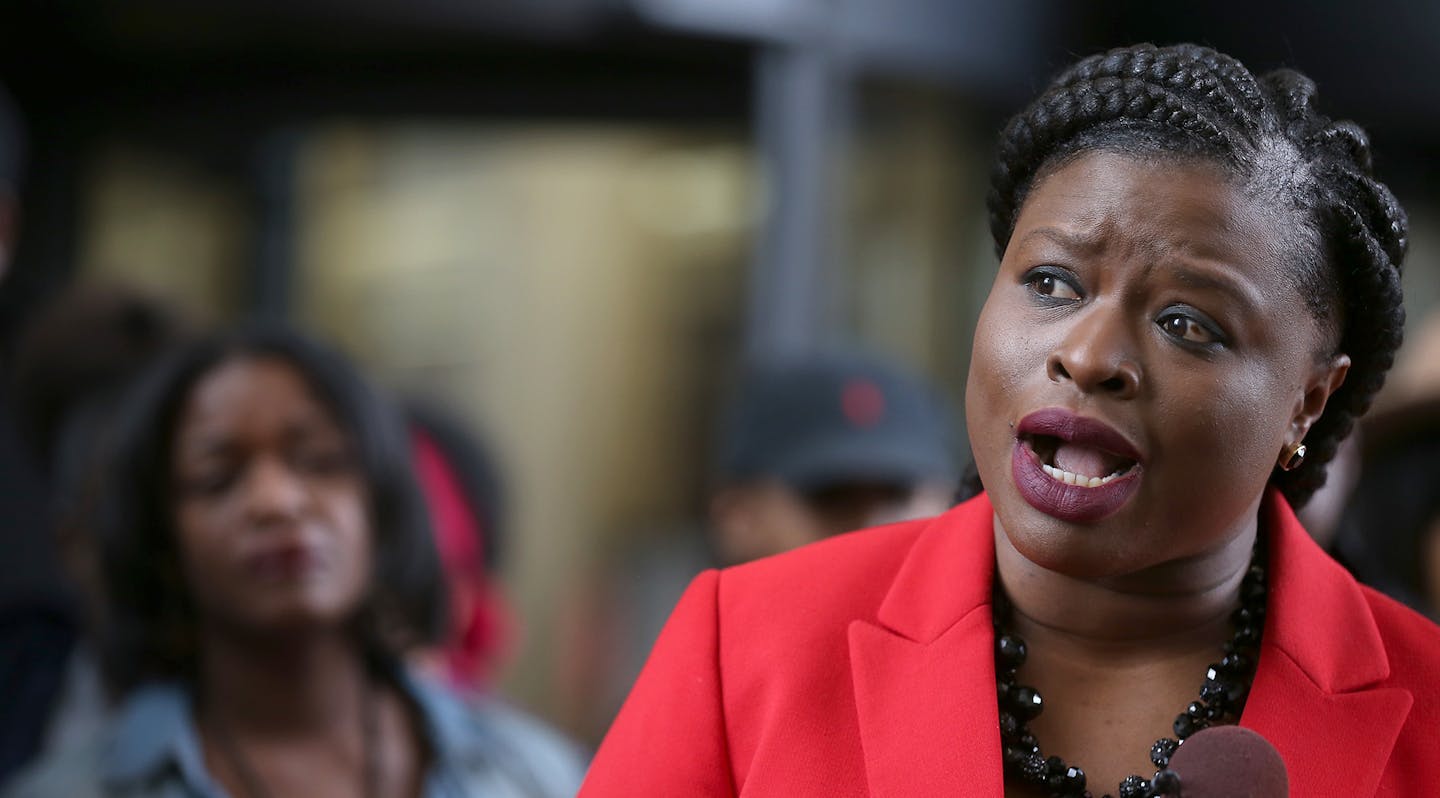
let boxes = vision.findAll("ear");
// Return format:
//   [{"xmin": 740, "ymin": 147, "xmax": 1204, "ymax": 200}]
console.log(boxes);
[{"xmin": 1286, "ymin": 353, "xmax": 1350, "ymax": 449}]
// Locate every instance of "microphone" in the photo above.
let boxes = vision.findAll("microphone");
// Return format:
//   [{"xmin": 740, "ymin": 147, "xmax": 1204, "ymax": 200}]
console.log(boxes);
[{"xmin": 1150, "ymin": 725, "xmax": 1289, "ymax": 797}]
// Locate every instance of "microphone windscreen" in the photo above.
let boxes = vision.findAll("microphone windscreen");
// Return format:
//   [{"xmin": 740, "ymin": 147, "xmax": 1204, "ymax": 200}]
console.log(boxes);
[{"xmin": 1165, "ymin": 725, "xmax": 1289, "ymax": 798}]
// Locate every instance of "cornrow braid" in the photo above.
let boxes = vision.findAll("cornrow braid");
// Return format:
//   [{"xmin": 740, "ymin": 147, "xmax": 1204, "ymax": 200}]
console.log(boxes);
[
  {"xmin": 1053, "ymin": 44, "xmax": 1267, "ymax": 136},
  {"xmin": 984, "ymin": 43, "xmax": 1407, "ymax": 508}
]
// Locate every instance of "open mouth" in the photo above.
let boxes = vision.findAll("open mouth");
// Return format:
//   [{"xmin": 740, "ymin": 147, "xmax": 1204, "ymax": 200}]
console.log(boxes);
[
  {"xmin": 1011, "ymin": 409, "xmax": 1143, "ymax": 522},
  {"xmin": 1023, "ymin": 434, "xmax": 1139, "ymax": 488}
]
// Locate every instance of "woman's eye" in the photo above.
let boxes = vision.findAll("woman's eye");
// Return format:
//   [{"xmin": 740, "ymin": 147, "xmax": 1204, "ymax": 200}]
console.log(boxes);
[
  {"xmin": 1025, "ymin": 271, "xmax": 1081, "ymax": 301},
  {"xmin": 181, "ymin": 469, "xmax": 234, "ymax": 497},
  {"xmin": 1158, "ymin": 313, "xmax": 1220, "ymax": 345},
  {"xmin": 295, "ymin": 448, "xmax": 353, "ymax": 475}
]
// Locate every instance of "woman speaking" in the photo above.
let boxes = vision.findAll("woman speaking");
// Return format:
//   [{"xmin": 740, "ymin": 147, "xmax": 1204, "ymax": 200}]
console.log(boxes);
[{"xmin": 580, "ymin": 43, "xmax": 1440, "ymax": 797}]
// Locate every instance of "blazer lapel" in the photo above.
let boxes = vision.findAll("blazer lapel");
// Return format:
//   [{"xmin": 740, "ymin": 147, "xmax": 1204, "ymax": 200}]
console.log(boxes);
[
  {"xmin": 845, "ymin": 490, "xmax": 1414, "ymax": 796},
  {"xmin": 1243, "ymin": 651, "xmax": 1411, "ymax": 796},
  {"xmin": 1240, "ymin": 491, "xmax": 1413, "ymax": 797},
  {"xmin": 848, "ymin": 496, "xmax": 1004, "ymax": 797}
]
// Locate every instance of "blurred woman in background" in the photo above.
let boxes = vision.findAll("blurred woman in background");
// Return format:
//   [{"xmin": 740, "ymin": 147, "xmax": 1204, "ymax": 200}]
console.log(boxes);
[{"xmin": 3, "ymin": 326, "xmax": 583, "ymax": 798}]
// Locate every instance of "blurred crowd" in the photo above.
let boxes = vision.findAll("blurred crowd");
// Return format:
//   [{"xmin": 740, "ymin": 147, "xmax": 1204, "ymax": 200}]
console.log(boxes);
[{"xmin": 2, "ymin": 44, "xmax": 1440, "ymax": 796}]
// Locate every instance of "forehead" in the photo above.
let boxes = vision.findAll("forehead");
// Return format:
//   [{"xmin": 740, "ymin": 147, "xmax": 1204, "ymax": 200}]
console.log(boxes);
[
  {"xmin": 1015, "ymin": 150, "xmax": 1293, "ymax": 268},
  {"xmin": 177, "ymin": 355, "xmax": 340, "ymax": 439}
]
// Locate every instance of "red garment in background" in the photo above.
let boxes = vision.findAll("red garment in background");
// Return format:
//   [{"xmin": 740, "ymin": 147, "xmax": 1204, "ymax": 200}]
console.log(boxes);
[{"xmin": 412, "ymin": 429, "xmax": 511, "ymax": 691}]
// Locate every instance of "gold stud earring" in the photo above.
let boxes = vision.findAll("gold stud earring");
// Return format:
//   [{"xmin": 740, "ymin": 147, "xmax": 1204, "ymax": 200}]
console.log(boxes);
[{"xmin": 1279, "ymin": 442, "xmax": 1307, "ymax": 471}]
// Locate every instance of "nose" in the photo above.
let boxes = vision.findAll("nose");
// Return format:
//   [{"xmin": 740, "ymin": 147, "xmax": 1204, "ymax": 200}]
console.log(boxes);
[
  {"xmin": 241, "ymin": 457, "xmax": 309, "ymax": 528},
  {"xmin": 1046, "ymin": 304, "xmax": 1141, "ymax": 399}
]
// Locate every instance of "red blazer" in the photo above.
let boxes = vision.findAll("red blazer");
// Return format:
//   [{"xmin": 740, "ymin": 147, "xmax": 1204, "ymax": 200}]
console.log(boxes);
[{"xmin": 581, "ymin": 491, "xmax": 1440, "ymax": 797}]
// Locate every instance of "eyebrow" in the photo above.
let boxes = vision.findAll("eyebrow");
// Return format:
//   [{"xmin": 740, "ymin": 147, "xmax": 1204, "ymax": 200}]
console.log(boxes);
[
  {"xmin": 176, "ymin": 437, "xmax": 235, "ymax": 465},
  {"xmin": 1166, "ymin": 264, "xmax": 1264, "ymax": 314},
  {"xmin": 1018, "ymin": 224, "xmax": 1269, "ymax": 316},
  {"xmin": 1016, "ymin": 226, "xmax": 1105, "ymax": 254},
  {"xmin": 177, "ymin": 417, "xmax": 343, "ymax": 456}
]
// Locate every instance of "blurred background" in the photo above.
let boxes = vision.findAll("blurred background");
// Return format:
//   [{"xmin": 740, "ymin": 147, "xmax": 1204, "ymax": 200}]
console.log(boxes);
[{"xmin": 3, "ymin": 0, "xmax": 1440, "ymax": 751}]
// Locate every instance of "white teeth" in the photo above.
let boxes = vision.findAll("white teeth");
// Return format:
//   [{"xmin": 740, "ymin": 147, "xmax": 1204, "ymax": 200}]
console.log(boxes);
[{"xmin": 1041, "ymin": 462, "xmax": 1129, "ymax": 488}]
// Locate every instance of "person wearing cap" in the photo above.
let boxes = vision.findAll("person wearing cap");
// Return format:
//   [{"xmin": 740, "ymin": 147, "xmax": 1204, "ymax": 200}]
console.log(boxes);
[
  {"xmin": 558, "ymin": 351, "xmax": 958, "ymax": 743},
  {"xmin": 709, "ymin": 352, "xmax": 958, "ymax": 565}
]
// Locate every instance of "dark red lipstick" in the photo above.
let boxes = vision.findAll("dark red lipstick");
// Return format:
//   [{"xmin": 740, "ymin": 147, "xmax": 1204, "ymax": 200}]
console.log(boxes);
[
  {"xmin": 1011, "ymin": 407, "xmax": 1143, "ymax": 523},
  {"xmin": 244, "ymin": 540, "xmax": 327, "ymax": 582}
]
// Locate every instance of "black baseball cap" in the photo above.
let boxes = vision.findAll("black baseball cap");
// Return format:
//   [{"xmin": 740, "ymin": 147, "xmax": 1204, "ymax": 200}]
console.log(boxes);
[{"xmin": 718, "ymin": 351, "xmax": 957, "ymax": 490}]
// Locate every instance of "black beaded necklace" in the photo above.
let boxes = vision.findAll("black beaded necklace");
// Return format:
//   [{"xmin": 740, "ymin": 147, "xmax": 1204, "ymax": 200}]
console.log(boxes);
[{"xmin": 992, "ymin": 543, "xmax": 1268, "ymax": 798}]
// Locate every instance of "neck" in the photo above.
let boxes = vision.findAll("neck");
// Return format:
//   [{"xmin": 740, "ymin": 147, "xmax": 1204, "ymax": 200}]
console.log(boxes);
[
  {"xmin": 993, "ymin": 516, "xmax": 1258, "ymax": 661},
  {"xmin": 196, "ymin": 625, "xmax": 373, "ymax": 736}
]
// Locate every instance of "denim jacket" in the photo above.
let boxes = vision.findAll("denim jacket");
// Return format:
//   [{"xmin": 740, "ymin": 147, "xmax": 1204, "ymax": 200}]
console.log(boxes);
[{"xmin": 2, "ymin": 672, "xmax": 585, "ymax": 798}]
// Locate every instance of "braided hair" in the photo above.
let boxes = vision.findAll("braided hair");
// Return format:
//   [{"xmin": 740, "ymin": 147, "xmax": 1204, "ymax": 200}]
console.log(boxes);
[{"xmin": 982, "ymin": 43, "xmax": 1407, "ymax": 508}]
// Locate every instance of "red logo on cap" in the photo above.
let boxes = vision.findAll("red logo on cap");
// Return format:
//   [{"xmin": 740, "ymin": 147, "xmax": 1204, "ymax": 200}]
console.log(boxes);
[{"xmin": 842, "ymin": 380, "xmax": 885, "ymax": 428}]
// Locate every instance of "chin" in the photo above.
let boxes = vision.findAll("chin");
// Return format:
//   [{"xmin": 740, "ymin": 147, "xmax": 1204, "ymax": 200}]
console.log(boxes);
[
  {"xmin": 240, "ymin": 597, "xmax": 362, "ymax": 636},
  {"xmin": 989, "ymin": 478, "xmax": 1152, "ymax": 579},
  {"xmin": 1005, "ymin": 522, "xmax": 1136, "ymax": 580}
]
